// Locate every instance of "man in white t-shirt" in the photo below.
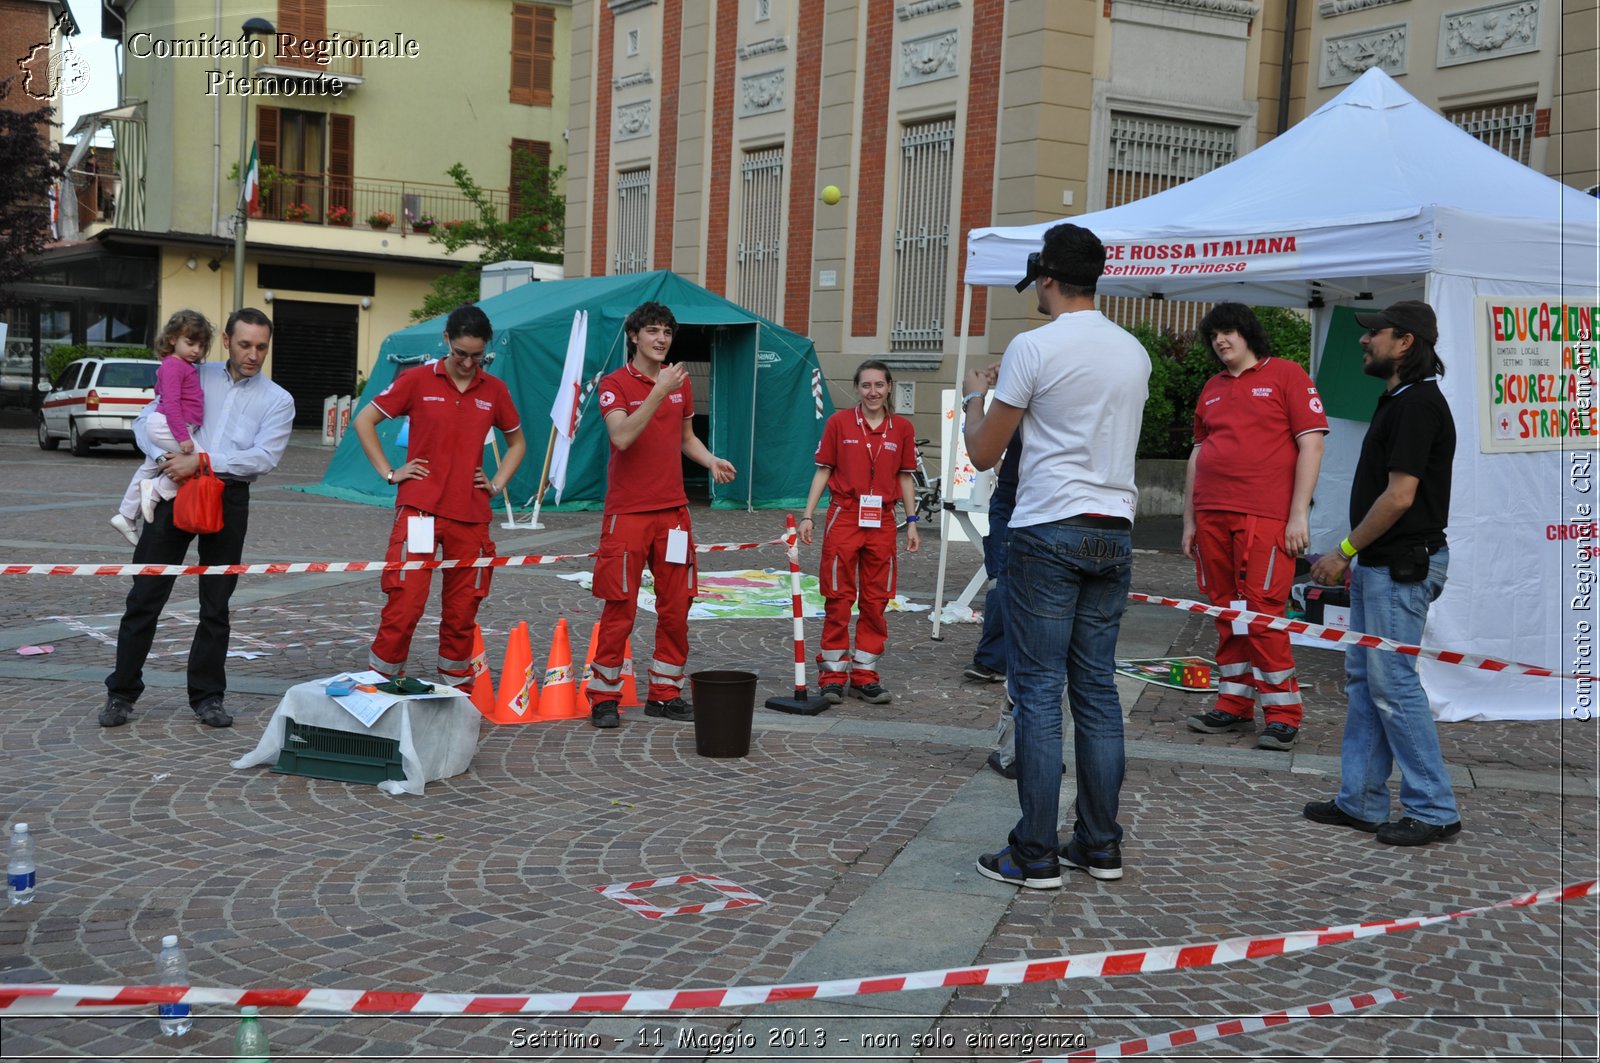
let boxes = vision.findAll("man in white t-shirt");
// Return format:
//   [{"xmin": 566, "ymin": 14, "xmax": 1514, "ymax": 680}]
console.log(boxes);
[{"xmin": 960, "ymin": 223, "xmax": 1151, "ymax": 891}]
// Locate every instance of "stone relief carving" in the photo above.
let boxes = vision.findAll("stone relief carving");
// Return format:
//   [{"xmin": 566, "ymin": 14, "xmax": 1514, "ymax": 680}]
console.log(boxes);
[
  {"xmin": 739, "ymin": 36, "xmax": 789, "ymax": 60},
  {"xmin": 900, "ymin": 29, "xmax": 958, "ymax": 85},
  {"xmin": 613, "ymin": 69, "xmax": 654, "ymax": 90},
  {"xmin": 897, "ymin": 0, "xmax": 961, "ymax": 19},
  {"xmin": 1440, "ymin": 1, "xmax": 1540, "ymax": 66},
  {"xmin": 615, "ymin": 100, "xmax": 652, "ymax": 140},
  {"xmin": 740, "ymin": 70, "xmax": 786, "ymax": 116},
  {"xmin": 1319, "ymin": 0, "xmax": 1407, "ymax": 15},
  {"xmin": 1122, "ymin": 0, "xmax": 1259, "ymax": 19},
  {"xmin": 1320, "ymin": 24, "xmax": 1407, "ymax": 85}
]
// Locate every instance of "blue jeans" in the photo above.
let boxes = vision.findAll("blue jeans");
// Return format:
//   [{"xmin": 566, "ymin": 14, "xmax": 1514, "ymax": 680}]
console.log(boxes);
[
  {"xmin": 1006, "ymin": 520, "xmax": 1133, "ymax": 861},
  {"xmin": 1336, "ymin": 550, "xmax": 1459, "ymax": 825},
  {"xmin": 974, "ymin": 510, "xmax": 1012, "ymax": 671}
]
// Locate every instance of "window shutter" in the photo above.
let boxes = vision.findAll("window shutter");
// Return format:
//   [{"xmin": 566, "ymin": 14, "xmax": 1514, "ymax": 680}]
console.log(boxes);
[
  {"xmin": 257, "ymin": 105, "xmax": 280, "ymax": 214},
  {"xmin": 277, "ymin": 0, "xmax": 326, "ymax": 68},
  {"xmin": 510, "ymin": 5, "xmax": 534, "ymax": 105},
  {"xmin": 532, "ymin": 7, "xmax": 554, "ymax": 106},
  {"xmin": 328, "ymin": 113, "xmax": 354, "ymax": 217}
]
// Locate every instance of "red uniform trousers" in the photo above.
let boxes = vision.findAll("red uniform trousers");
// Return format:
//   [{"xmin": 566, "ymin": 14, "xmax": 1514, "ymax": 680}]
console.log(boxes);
[
  {"xmin": 587, "ymin": 508, "xmax": 698, "ymax": 706},
  {"xmin": 816, "ymin": 507, "xmax": 897, "ymax": 688},
  {"xmin": 1192, "ymin": 509, "xmax": 1303, "ymax": 727},
  {"xmin": 368, "ymin": 507, "xmax": 495, "ymax": 685}
]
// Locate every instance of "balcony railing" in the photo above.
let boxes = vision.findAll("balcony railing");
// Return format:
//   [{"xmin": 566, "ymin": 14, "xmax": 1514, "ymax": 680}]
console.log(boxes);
[{"xmin": 256, "ymin": 172, "xmax": 510, "ymax": 236}]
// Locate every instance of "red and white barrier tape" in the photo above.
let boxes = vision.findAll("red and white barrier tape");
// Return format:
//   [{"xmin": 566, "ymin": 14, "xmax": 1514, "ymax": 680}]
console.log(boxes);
[
  {"xmin": 0, "ymin": 880, "xmax": 1588, "ymax": 1015},
  {"xmin": 1047, "ymin": 988, "xmax": 1403, "ymax": 1063},
  {"xmin": 1129, "ymin": 592, "xmax": 1596, "ymax": 682},
  {"xmin": 0, "ymin": 536, "xmax": 788, "ymax": 580},
  {"xmin": 596, "ymin": 874, "xmax": 765, "ymax": 920}
]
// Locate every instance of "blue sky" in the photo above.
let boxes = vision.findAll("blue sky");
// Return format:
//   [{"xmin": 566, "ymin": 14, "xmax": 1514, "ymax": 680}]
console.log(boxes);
[{"xmin": 62, "ymin": 0, "xmax": 120, "ymax": 137}]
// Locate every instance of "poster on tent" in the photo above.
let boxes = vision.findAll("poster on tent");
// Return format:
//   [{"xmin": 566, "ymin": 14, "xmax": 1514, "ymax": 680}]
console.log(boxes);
[{"xmin": 1477, "ymin": 296, "xmax": 1598, "ymax": 454}]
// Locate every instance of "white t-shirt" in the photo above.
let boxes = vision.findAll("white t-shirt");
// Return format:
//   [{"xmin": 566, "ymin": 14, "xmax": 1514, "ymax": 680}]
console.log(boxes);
[{"xmin": 994, "ymin": 308, "xmax": 1151, "ymax": 529}]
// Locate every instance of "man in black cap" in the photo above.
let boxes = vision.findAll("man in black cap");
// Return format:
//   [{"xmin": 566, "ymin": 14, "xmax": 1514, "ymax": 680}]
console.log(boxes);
[{"xmin": 1304, "ymin": 300, "xmax": 1461, "ymax": 846}]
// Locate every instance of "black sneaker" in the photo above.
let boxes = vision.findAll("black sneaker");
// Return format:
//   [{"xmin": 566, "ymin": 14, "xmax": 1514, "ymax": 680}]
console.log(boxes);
[
  {"xmin": 192, "ymin": 697, "xmax": 233, "ymax": 728},
  {"xmin": 1062, "ymin": 838, "xmax": 1123, "ymax": 881},
  {"xmin": 848, "ymin": 683, "xmax": 891, "ymax": 704},
  {"xmin": 1376, "ymin": 816, "xmax": 1462, "ymax": 847},
  {"xmin": 985, "ymin": 751, "xmax": 1017, "ymax": 780},
  {"xmin": 98, "ymin": 695, "xmax": 134, "ymax": 728},
  {"xmin": 644, "ymin": 697, "xmax": 694, "ymax": 721},
  {"xmin": 975, "ymin": 846, "xmax": 1061, "ymax": 890},
  {"xmin": 819, "ymin": 684, "xmax": 846, "ymax": 704},
  {"xmin": 590, "ymin": 701, "xmax": 620, "ymax": 729},
  {"xmin": 1302, "ymin": 799, "xmax": 1383, "ymax": 833},
  {"xmin": 963, "ymin": 661, "xmax": 1005, "ymax": 683},
  {"xmin": 1256, "ymin": 722, "xmax": 1299, "ymax": 751},
  {"xmin": 1186, "ymin": 709, "xmax": 1253, "ymax": 734}
]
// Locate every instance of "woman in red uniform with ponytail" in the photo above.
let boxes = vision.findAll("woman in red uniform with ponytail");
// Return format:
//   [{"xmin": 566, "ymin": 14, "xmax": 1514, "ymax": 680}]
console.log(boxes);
[{"xmin": 799, "ymin": 360, "xmax": 921, "ymax": 704}]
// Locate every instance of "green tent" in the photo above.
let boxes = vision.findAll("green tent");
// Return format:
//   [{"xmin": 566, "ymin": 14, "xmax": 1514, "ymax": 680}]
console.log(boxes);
[{"xmin": 301, "ymin": 271, "xmax": 835, "ymax": 511}]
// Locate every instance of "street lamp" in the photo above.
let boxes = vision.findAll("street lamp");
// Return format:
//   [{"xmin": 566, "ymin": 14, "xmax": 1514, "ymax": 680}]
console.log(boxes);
[{"xmin": 232, "ymin": 17, "xmax": 276, "ymax": 311}]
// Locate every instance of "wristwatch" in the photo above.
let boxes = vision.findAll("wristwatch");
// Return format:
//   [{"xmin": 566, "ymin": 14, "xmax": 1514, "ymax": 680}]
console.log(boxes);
[{"xmin": 385, "ymin": 468, "xmax": 395, "ymax": 484}]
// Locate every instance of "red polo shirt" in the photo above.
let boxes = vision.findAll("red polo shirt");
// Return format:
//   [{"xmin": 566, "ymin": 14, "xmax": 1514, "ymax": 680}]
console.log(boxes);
[
  {"xmin": 371, "ymin": 360, "xmax": 521, "ymax": 523},
  {"xmin": 598, "ymin": 361, "xmax": 693, "ymax": 514},
  {"xmin": 814, "ymin": 406, "xmax": 916, "ymax": 509},
  {"xmin": 1192, "ymin": 357, "xmax": 1328, "ymax": 519}
]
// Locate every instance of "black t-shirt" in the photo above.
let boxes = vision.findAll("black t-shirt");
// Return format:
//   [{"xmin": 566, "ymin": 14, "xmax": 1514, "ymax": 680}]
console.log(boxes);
[{"xmin": 1349, "ymin": 378, "xmax": 1454, "ymax": 564}]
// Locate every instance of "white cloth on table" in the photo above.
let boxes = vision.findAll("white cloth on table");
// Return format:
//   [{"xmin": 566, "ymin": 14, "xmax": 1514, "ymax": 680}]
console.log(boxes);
[{"xmin": 231, "ymin": 680, "xmax": 482, "ymax": 796}]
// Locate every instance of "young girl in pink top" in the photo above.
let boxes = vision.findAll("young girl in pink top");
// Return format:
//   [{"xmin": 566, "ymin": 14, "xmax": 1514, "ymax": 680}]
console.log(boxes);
[{"xmin": 110, "ymin": 310, "xmax": 213, "ymax": 545}]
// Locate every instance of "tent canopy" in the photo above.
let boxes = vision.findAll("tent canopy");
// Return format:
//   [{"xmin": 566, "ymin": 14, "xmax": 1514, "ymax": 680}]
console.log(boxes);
[
  {"xmin": 960, "ymin": 69, "xmax": 1600, "ymax": 723},
  {"xmin": 305, "ymin": 271, "xmax": 834, "ymax": 511},
  {"xmin": 967, "ymin": 68, "xmax": 1599, "ymax": 304}
]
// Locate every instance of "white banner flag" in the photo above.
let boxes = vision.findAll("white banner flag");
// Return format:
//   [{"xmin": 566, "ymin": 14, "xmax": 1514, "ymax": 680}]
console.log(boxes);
[{"xmin": 547, "ymin": 310, "xmax": 587, "ymax": 503}]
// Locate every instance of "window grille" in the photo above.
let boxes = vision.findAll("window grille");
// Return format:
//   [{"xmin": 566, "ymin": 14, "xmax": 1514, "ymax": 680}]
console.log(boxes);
[
  {"xmin": 615, "ymin": 168, "xmax": 652, "ymax": 274},
  {"xmin": 1101, "ymin": 114, "xmax": 1237, "ymax": 336},
  {"xmin": 738, "ymin": 147, "xmax": 785, "ymax": 321},
  {"xmin": 891, "ymin": 117, "xmax": 955, "ymax": 351},
  {"xmin": 1445, "ymin": 99, "xmax": 1535, "ymax": 165}
]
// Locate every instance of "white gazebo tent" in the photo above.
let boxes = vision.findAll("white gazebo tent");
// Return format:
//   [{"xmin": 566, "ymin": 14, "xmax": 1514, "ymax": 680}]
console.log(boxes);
[{"xmin": 955, "ymin": 68, "xmax": 1600, "ymax": 722}]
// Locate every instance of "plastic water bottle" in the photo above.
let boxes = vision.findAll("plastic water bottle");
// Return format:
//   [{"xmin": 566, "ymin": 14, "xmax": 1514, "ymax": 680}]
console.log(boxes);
[
  {"xmin": 7, "ymin": 822, "xmax": 35, "ymax": 905},
  {"xmin": 154, "ymin": 935, "xmax": 192, "ymax": 1037},
  {"xmin": 231, "ymin": 1005, "xmax": 270, "ymax": 1062}
]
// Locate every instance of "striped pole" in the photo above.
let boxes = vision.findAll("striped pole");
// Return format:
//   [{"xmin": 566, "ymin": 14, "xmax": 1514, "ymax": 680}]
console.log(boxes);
[{"xmin": 784, "ymin": 515, "xmax": 806, "ymax": 698}]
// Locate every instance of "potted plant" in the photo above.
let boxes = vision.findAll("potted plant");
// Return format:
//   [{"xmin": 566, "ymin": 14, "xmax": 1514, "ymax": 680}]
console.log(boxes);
[
  {"xmin": 282, "ymin": 201, "xmax": 313, "ymax": 222},
  {"xmin": 407, "ymin": 210, "xmax": 436, "ymax": 234},
  {"xmin": 367, "ymin": 210, "xmax": 394, "ymax": 231},
  {"xmin": 327, "ymin": 203, "xmax": 353, "ymax": 227}
]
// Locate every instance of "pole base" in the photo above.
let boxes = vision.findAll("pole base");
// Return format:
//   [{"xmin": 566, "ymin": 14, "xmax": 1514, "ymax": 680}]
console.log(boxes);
[
  {"xmin": 764, "ymin": 690, "xmax": 833, "ymax": 716},
  {"xmin": 501, "ymin": 518, "xmax": 544, "ymax": 530}
]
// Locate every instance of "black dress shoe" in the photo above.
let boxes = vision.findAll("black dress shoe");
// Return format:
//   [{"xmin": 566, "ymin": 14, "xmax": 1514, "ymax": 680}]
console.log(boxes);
[
  {"xmin": 1303, "ymin": 799, "xmax": 1383, "ymax": 833},
  {"xmin": 1376, "ymin": 816, "xmax": 1462, "ymax": 846}
]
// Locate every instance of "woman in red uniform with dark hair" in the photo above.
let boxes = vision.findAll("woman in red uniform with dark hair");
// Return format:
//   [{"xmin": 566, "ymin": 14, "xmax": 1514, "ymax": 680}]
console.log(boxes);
[{"xmin": 799, "ymin": 360, "xmax": 921, "ymax": 704}]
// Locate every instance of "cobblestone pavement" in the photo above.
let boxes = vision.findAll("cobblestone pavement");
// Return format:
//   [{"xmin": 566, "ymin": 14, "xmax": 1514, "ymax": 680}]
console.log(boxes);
[{"xmin": 0, "ymin": 423, "xmax": 1595, "ymax": 1061}]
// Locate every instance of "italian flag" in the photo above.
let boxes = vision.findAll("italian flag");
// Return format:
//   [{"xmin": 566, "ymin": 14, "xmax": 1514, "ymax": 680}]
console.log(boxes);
[{"xmin": 241, "ymin": 142, "xmax": 260, "ymax": 215}]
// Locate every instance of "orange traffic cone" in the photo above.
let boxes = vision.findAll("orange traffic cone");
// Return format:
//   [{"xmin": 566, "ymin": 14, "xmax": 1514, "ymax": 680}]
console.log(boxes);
[
  {"xmin": 467, "ymin": 626, "xmax": 497, "ymax": 719},
  {"xmin": 534, "ymin": 617, "xmax": 585, "ymax": 720},
  {"xmin": 488, "ymin": 621, "xmax": 540, "ymax": 724},
  {"xmin": 618, "ymin": 639, "xmax": 641, "ymax": 708}
]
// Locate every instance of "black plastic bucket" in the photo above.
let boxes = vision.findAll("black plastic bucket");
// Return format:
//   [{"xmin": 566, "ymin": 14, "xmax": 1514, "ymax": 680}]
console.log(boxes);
[{"xmin": 689, "ymin": 670, "xmax": 758, "ymax": 758}]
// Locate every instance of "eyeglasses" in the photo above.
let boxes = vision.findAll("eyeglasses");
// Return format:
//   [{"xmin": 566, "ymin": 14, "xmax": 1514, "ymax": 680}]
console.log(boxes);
[
  {"xmin": 1363, "ymin": 327, "xmax": 1407, "ymax": 339},
  {"xmin": 448, "ymin": 345, "xmax": 486, "ymax": 362}
]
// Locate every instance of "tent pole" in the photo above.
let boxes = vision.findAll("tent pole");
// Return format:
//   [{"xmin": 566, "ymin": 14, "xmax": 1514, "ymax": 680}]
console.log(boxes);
[
  {"xmin": 931, "ymin": 283, "xmax": 976, "ymax": 640},
  {"xmin": 747, "ymin": 326, "xmax": 758, "ymax": 512}
]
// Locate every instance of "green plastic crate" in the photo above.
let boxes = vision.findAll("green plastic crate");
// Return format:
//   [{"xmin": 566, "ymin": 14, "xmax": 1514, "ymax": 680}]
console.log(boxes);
[{"xmin": 271, "ymin": 718, "xmax": 406, "ymax": 785}]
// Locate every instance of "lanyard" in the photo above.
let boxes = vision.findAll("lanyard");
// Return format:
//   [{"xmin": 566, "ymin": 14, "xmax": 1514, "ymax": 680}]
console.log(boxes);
[{"xmin": 853, "ymin": 404, "xmax": 893, "ymax": 494}]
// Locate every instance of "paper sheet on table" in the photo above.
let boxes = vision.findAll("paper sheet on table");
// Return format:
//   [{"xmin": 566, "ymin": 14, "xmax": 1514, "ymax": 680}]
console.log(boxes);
[{"xmin": 321, "ymin": 671, "xmax": 465, "ymax": 727}]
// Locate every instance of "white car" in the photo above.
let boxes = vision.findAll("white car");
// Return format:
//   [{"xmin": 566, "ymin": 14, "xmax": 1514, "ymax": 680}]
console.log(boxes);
[{"xmin": 37, "ymin": 357, "xmax": 158, "ymax": 456}]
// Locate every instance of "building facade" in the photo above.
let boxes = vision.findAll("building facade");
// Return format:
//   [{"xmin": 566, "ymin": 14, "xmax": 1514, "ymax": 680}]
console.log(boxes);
[
  {"xmin": 13, "ymin": 0, "xmax": 571, "ymax": 424},
  {"xmin": 563, "ymin": 0, "xmax": 1310, "ymax": 427}
]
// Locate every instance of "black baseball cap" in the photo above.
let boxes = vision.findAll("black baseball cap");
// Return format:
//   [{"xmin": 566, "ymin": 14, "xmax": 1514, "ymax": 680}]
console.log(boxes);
[{"xmin": 1353, "ymin": 300, "xmax": 1438, "ymax": 345}]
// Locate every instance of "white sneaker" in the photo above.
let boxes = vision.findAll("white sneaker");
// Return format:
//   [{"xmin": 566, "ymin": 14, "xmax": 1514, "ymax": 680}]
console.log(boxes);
[
  {"xmin": 109, "ymin": 513, "xmax": 140, "ymax": 547},
  {"xmin": 139, "ymin": 478, "xmax": 158, "ymax": 522}
]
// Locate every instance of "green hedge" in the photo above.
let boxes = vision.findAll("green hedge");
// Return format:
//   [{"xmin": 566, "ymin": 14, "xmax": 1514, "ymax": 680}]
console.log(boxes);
[
  {"xmin": 1133, "ymin": 306, "xmax": 1311, "ymax": 459},
  {"xmin": 43, "ymin": 344, "xmax": 156, "ymax": 386}
]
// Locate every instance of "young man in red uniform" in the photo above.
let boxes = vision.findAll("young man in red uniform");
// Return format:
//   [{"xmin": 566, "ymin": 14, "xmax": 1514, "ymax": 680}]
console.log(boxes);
[
  {"xmin": 586, "ymin": 301, "xmax": 736, "ymax": 729},
  {"xmin": 799, "ymin": 360, "xmax": 920, "ymax": 703},
  {"xmin": 1182, "ymin": 303, "xmax": 1327, "ymax": 750},
  {"xmin": 354, "ymin": 304, "xmax": 526, "ymax": 687}
]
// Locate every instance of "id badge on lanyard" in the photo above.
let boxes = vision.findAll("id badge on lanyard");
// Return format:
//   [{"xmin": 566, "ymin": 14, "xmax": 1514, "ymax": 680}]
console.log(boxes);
[{"xmin": 857, "ymin": 494, "xmax": 884, "ymax": 528}]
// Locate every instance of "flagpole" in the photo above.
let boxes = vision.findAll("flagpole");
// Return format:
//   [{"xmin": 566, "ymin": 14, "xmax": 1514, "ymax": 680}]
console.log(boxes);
[
  {"xmin": 525, "ymin": 424, "xmax": 558, "ymax": 530},
  {"xmin": 488, "ymin": 436, "xmax": 521, "ymax": 529}
]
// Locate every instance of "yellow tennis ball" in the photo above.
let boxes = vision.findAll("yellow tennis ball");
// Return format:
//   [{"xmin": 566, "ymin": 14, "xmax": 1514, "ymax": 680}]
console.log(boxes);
[{"xmin": 820, "ymin": 185, "xmax": 841, "ymax": 206}]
